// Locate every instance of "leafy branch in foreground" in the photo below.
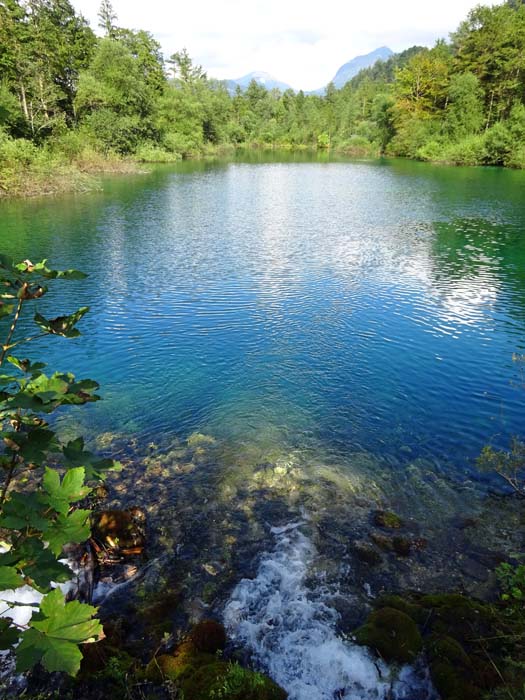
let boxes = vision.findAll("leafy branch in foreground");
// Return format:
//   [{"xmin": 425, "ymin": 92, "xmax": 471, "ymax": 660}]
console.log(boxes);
[
  {"xmin": 478, "ymin": 354, "xmax": 525, "ymax": 496},
  {"xmin": 477, "ymin": 439, "xmax": 525, "ymax": 496},
  {"xmin": 0, "ymin": 256, "xmax": 120, "ymax": 676}
]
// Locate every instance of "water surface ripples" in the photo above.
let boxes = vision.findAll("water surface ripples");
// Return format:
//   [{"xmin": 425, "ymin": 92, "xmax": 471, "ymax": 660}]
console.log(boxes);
[{"xmin": 1, "ymin": 157, "xmax": 524, "ymax": 481}]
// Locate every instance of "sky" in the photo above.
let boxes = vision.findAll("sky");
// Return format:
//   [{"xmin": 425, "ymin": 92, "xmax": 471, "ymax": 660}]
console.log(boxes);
[{"xmin": 70, "ymin": 0, "xmax": 500, "ymax": 91}]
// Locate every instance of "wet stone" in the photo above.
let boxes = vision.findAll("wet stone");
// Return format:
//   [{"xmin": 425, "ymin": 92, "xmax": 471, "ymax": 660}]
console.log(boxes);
[
  {"xmin": 353, "ymin": 540, "xmax": 382, "ymax": 566},
  {"xmin": 370, "ymin": 531, "xmax": 394, "ymax": 551},
  {"xmin": 373, "ymin": 510, "xmax": 403, "ymax": 529},
  {"xmin": 393, "ymin": 536, "xmax": 411, "ymax": 557},
  {"xmin": 458, "ymin": 557, "xmax": 489, "ymax": 582}
]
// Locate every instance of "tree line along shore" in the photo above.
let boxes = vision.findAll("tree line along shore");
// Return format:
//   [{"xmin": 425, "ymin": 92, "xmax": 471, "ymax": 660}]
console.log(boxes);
[{"xmin": 1, "ymin": 0, "xmax": 525, "ymax": 196}]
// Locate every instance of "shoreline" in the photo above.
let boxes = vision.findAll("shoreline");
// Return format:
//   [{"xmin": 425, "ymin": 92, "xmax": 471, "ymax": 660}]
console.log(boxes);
[{"xmin": 2, "ymin": 145, "xmax": 524, "ymax": 200}]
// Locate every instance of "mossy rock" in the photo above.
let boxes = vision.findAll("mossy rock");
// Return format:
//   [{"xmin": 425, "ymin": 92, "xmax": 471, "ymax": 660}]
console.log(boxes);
[
  {"xmin": 392, "ymin": 536, "xmax": 411, "ymax": 557},
  {"xmin": 190, "ymin": 619, "xmax": 227, "ymax": 653},
  {"xmin": 429, "ymin": 660, "xmax": 482, "ymax": 700},
  {"xmin": 180, "ymin": 661, "xmax": 287, "ymax": 700},
  {"xmin": 187, "ymin": 432, "xmax": 216, "ymax": 447},
  {"xmin": 145, "ymin": 641, "xmax": 216, "ymax": 682},
  {"xmin": 419, "ymin": 594, "xmax": 495, "ymax": 642},
  {"xmin": 373, "ymin": 510, "xmax": 403, "ymax": 529},
  {"xmin": 427, "ymin": 634, "xmax": 472, "ymax": 667},
  {"xmin": 427, "ymin": 636, "xmax": 480, "ymax": 700},
  {"xmin": 354, "ymin": 607, "xmax": 422, "ymax": 663},
  {"xmin": 373, "ymin": 595, "xmax": 427, "ymax": 624},
  {"xmin": 137, "ymin": 590, "xmax": 181, "ymax": 636}
]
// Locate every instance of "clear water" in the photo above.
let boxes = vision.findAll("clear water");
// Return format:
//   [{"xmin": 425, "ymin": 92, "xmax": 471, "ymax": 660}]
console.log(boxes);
[
  {"xmin": 0, "ymin": 155, "xmax": 523, "ymax": 476},
  {"xmin": 2, "ymin": 154, "xmax": 525, "ymax": 698}
]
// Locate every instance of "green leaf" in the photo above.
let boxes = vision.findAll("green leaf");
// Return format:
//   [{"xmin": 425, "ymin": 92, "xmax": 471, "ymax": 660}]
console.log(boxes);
[
  {"xmin": 0, "ymin": 540, "xmax": 69, "ymax": 591},
  {"xmin": 63, "ymin": 438, "xmax": 122, "ymax": 481},
  {"xmin": 31, "ymin": 261, "xmax": 87, "ymax": 281},
  {"xmin": 1, "ymin": 540, "xmax": 71, "ymax": 590},
  {"xmin": 17, "ymin": 589, "xmax": 102, "ymax": 676},
  {"xmin": 0, "ymin": 619, "xmax": 20, "ymax": 650},
  {"xmin": 41, "ymin": 467, "xmax": 91, "ymax": 515},
  {"xmin": 0, "ymin": 565, "xmax": 24, "ymax": 589},
  {"xmin": 42, "ymin": 509, "xmax": 91, "ymax": 556},
  {"xmin": 34, "ymin": 307, "xmax": 89, "ymax": 339},
  {"xmin": 6, "ymin": 356, "xmax": 46, "ymax": 375},
  {"xmin": 0, "ymin": 492, "xmax": 48, "ymax": 531},
  {"xmin": 1, "ymin": 372, "xmax": 100, "ymax": 414},
  {"xmin": 4, "ymin": 428, "xmax": 59, "ymax": 464}
]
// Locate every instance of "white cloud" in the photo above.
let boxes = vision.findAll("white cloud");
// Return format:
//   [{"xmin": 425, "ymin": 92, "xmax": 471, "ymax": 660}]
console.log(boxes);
[{"xmin": 71, "ymin": 0, "xmax": 502, "ymax": 91}]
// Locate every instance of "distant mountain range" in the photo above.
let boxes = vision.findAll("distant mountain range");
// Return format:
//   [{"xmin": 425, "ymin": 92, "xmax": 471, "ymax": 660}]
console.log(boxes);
[
  {"xmin": 223, "ymin": 47, "xmax": 394, "ymax": 95},
  {"xmin": 224, "ymin": 71, "xmax": 293, "ymax": 94}
]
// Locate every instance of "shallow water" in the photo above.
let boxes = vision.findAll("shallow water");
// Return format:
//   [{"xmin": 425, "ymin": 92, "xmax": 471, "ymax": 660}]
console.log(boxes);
[{"xmin": 1, "ymin": 154, "xmax": 525, "ymax": 696}]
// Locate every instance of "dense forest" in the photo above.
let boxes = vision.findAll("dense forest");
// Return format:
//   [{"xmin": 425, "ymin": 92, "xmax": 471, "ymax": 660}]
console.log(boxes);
[{"xmin": 1, "ymin": 0, "xmax": 525, "ymax": 194}]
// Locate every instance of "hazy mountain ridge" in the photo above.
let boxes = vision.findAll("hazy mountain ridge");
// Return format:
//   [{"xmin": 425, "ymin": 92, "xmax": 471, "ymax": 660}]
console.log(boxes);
[
  {"xmin": 225, "ymin": 71, "xmax": 293, "ymax": 93},
  {"xmin": 223, "ymin": 47, "xmax": 394, "ymax": 94}
]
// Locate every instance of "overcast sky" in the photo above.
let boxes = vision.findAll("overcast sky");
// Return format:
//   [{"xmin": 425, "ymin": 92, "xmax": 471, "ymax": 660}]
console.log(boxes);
[{"xmin": 71, "ymin": 0, "xmax": 500, "ymax": 91}]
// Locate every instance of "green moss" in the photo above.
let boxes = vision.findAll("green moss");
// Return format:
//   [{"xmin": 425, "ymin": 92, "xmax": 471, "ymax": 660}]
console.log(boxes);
[
  {"xmin": 145, "ymin": 641, "xmax": 216, "ymax": 682},
  {"xmin": 180, "ymin": 661, "xmax": 287, "ymax": 700},
  {"xmin": 429, "ymin": 661, "xmax": 482, "ymax": 700},
  {"xmin": 373, "ymin": 510, "xmax": 403, "ymax": 529},
  {"xmin": 354, "ymin": 607, "xmax": 422, "ymax": 663},
  {"xmin": 427, "ymin": 634, "xmax": 472, "ymax": 666},
  {"xmin": 353, "ymin": 541, "xmax": 382, "ymax": 565},
  {"xmin": 373, "ymin": 595, "xmax": 427, "ymax": 624},
  {"xmin": 419, "ymin": 594, "xmax": 495, "ymax": 641}
]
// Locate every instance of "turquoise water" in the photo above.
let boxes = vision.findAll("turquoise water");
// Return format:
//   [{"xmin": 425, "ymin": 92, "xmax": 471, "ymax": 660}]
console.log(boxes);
[{"xmin": 0, "ymin": 156, "xmax": 524, "ymax": 482}]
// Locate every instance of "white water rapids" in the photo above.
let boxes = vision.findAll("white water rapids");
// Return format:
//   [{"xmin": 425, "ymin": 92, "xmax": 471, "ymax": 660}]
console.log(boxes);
[{"xmin": 223, "ymin": 521, "xmax": 436, "ymax": 700}]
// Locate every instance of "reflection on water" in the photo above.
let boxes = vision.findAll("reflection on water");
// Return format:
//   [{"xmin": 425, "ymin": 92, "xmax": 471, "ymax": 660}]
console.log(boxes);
[{"xmin": 1, "ymin": 157, "xmax": 523, "ymax": 481}]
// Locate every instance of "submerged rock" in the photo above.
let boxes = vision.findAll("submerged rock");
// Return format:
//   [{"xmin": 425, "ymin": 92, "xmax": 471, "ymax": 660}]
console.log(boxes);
[
  {"xmin": 187, "ymin": 433, "xmax": 216, "ymax": 448},
  {"xmin": 392, "ymin": 536, "xmax": 411, "ymax": 557},
  {"xmin": 91, "ymin": 508, "xmax": 146, "ymax": 552},
  {"xmin": 353, "ymin": 540, "xmax": 382, "ymax": 566},
  {"xmin": 373, "ymin": 510, "xmax": 403, "ymax": 529}
]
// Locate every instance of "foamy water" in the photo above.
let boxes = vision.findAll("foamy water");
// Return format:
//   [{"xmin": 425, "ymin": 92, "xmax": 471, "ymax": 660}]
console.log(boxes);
[{"xmin": 224, "ymin": 521, "xmax": 436, "ymax": 700}]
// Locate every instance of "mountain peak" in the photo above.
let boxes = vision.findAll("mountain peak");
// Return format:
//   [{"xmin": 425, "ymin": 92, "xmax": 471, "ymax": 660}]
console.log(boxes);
[{"xmin": 331, "ymin": 46, "xmax": 394, "ymax": 89}]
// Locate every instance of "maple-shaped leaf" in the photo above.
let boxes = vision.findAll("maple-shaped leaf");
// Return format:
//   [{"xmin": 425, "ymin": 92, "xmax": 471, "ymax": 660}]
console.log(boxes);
[
  {"xmin": 6, "ymin": 356, "xmax": 46, "ymax": 375},
  {"xmin": 42, "ymin": 509, "xmax": 91, "ymax": 556},
  {"xmin": 16, "ymin": 589, "xmax": 102, "ymax": 676},
  {"xmin": 41, "ymin": 467, "xmax": 91, "ymax": 515}
]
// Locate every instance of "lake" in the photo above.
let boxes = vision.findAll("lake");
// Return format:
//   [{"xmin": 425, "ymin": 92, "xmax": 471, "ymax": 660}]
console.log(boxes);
[{"xmin": 1, "ymin": 154, "xmax": 525, "ymax": 698}]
